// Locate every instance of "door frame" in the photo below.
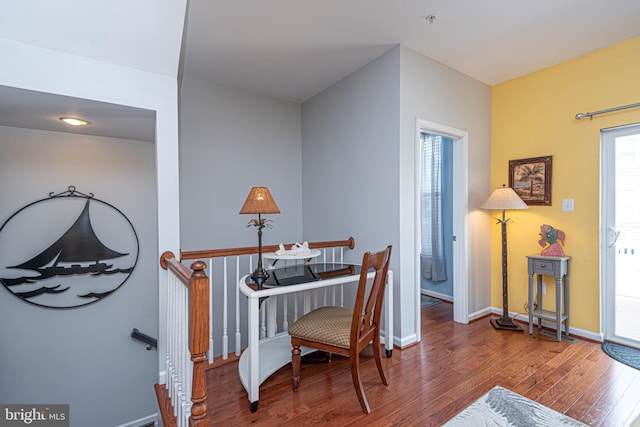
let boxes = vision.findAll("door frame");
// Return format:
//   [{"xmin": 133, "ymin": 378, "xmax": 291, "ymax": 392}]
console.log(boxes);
[{"xmin": 414, "ymin": 119, "xmax": 469, "ymax": 334}]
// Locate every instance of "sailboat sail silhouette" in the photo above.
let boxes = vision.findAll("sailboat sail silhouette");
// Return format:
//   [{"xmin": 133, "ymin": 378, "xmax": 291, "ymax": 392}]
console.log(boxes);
[
  {"xmin": 9, "ymin": 199, "xmax": 128, "ymax": 278},
  {"xmin": 0, "ymin": 190, "xmax": 138, "ymax": 308}
]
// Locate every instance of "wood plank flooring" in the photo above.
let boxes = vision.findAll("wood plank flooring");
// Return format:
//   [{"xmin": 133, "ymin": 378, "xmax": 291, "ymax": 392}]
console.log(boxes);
[{"xmin": 205, "ymin": 302, "xmax": 640, "ymax": 426}]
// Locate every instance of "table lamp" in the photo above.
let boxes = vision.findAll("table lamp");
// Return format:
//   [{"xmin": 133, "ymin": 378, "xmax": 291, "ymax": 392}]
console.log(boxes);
[
  {"xmin": 240, "ymin": 187, "xmax": 280, "ymax": 289},
  {"xmin": 481, "ymin": 184, "xmax": 528, "ymax": 331}
]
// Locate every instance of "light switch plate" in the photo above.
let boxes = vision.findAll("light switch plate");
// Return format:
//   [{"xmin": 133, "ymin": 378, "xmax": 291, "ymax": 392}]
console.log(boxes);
[{"xmin": 562, "ymin": 198, "xmax": 574, "ymax": 212}]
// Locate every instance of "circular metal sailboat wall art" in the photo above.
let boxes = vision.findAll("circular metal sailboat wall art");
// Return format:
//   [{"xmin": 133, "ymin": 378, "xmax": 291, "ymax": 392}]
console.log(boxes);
[{"xmin": 0, "ymin": 186, "xmax": 139, "ymax": 309}]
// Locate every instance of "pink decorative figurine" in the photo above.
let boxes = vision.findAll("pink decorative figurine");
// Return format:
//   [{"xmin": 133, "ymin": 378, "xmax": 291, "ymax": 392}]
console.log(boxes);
[{"xmin": 538, "ymin": 224, "xmax": 566, "ymax": 256}]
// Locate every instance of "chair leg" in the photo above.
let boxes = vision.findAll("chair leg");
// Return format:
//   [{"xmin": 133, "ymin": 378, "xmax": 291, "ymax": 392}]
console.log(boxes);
[
  {"xmin": 292, "ymin": 345, "xmax": 301, "ymax": 391},
  {"xmin": 372, "ymin": 338, "xmax": 388, "ymax": 386},
  {"xmin": 350, "ymin": 351, "xmax": 371, "ymax": 414}
]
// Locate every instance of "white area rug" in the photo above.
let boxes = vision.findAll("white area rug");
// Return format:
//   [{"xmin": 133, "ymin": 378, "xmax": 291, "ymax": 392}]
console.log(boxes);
[{"xmin": 443, "ymin": 386, "xmax": 587, "ymax": 426}]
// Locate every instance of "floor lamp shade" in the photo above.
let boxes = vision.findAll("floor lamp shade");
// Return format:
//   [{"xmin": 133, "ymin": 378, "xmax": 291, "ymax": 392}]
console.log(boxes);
[
  {"xmin": 480, "ymin": 186, "xmax": 528, "ymax": 211},
  {"xmin": 481, "ymin": 185, "xmax": 528, "ymax": 331},
  {"xmin": 240, "ymin": 187, "xmax": 280, "ymax": 289}
]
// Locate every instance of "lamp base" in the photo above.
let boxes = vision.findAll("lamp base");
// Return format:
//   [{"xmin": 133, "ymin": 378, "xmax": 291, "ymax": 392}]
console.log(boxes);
[
  {"xmin": 251, "ymin": 268, "xmax": 269, "ymax": 290},
  {"xmin": 490, "ymin": 317, "xmax": 523, "ymax": 331}
]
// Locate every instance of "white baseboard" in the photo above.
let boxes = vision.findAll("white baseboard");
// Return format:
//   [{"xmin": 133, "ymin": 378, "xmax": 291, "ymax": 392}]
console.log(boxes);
[
  {"xmin": 469, "ymin": 307, "xmax": 493, "ymax": 322},
  {"xmin": 490, "ymin": 307, "xmax": 603, "ymax": 342},
  {"xmin": 115, "ymin": 413, "xmax": 159, "ymax": 427},
  {"xmin": 564, "ymin": 325, "xmax": 603, "ymax": 342},
  {"xmin": 395, "ymin": 333, "xmax": 418, "ymax": 348},
  {"xmin": 420, "ymin": 290, "xmax": 453, "ymax": 303}
]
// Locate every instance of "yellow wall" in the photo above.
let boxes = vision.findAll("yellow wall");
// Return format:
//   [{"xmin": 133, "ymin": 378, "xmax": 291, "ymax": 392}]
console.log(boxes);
[{"xmin": 490, "ymin": 36, "xmax": 640, "ymax": 335}]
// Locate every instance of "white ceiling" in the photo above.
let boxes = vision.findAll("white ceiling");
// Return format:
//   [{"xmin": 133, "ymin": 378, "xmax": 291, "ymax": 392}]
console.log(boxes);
[
  {"xmin": 1, "ymin": 0, "xmax": 640, "ymax": 139},
  {"xmin": 182, "ymin": 0, "xmax": 640, "ymax": 102},
  {"xmin": 0, "ymin": 0, "xmax": 185, "ymax": 78}
]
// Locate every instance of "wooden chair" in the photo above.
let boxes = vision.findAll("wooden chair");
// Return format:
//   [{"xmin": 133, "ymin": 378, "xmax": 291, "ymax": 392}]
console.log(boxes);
[{"xmin": 288, "ymin": 245, "xmax": 392, "ymax": 414}]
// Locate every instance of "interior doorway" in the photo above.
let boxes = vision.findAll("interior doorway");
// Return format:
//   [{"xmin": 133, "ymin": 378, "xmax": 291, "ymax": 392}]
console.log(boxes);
[
  {"xmin": 601, "ymin": 123, "xmax": 640, "ymax": 348},
  {"xmin": 419, "ymin": 132, "xmax": 454, "ymax": 302},
  {"xmin": 414, "ymin": 119, "xmax": 468, "ymax": 334}
]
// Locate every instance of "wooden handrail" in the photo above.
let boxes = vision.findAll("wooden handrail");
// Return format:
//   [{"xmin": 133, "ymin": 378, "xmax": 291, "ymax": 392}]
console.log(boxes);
[
  {"xmin": 180, "ymin": 236, "xmax": 355, "ymax": 260},
  {"xmin": 160, "ymin": 251, "xmax": 192, "ymax": 285},
  {"xmin": 157, "ymin": 251, "xmax": 210, "ymax": 427}
]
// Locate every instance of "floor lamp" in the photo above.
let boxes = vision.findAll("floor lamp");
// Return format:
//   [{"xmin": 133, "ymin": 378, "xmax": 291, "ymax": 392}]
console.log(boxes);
[{"xmin": 481, "ymin": 185, "xmax": 528, "ymax": 331}]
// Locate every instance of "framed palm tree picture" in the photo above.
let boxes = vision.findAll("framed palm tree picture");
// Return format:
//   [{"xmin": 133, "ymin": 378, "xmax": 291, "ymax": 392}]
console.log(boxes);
[{"xmin": 509, "ymin": 155, "xmax": 552, "ymax": 205}]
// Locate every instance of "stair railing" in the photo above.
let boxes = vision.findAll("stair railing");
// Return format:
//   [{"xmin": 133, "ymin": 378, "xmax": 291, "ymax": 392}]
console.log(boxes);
[{"xmin": 156, "ymin": 252, "xmax": 210, "ymax": 427}]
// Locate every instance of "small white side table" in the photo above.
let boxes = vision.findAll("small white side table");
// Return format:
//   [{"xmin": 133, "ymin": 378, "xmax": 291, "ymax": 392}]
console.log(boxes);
[
  {"xmin": 526, "ymin": 255, "xmax": 571, "ymax": 342},
  {"xmin": 262, "ymin": 249, "xmax": 321, "ymax": 268}
]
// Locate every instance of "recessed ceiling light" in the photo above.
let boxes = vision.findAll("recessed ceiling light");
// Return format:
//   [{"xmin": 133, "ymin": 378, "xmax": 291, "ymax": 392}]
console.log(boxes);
[{"xmin": 59, "ymin": 117, "xmax": 90, "ymax": 126}]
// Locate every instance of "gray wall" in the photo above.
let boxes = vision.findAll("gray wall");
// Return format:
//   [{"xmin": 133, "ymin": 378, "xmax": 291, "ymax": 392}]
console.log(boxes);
[
  {"xmin": 301, "ymin": 48, "xmax": 400, "ymax": 249},
  {"xmin": 179, "ymin": 78, "xmax": 304, "ymax": 250},
  {"xmin": 0, "ymin": 126, "xmax": 158, "ymax": 426},
  {"xmin": 301, "ymin": 45, "xmax": 492, "ymax": 344},
  {"xmin": 301, "ymin": 50, "xmax": 400, "ymax": 259},
  {"xmin": 399, "ymin": 46, "xmax": 493, "ymax": 319},
  {"xmin": 301, "ymin": 47, "xmax": 401, "ymax": 332}
]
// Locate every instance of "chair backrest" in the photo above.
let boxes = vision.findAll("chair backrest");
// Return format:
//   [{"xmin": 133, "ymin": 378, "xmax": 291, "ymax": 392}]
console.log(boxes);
[{"xmin": 350, "ymin": 245, "xmax": 392, "ymax": 349}]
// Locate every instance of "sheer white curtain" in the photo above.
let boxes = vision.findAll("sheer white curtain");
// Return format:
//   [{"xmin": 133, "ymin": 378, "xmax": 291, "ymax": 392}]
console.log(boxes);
[{"xmin": 420, "ymin": 133, "xmax": 447, "ymax": 281}]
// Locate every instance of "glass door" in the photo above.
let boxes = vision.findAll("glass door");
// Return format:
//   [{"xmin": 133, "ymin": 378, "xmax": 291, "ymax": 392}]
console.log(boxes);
[{"xmin": 601, "ymin": 124, "xmax": 640, "ymax": 347}]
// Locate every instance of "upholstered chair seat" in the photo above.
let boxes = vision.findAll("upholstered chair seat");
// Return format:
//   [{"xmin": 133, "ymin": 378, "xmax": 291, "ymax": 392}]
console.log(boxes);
[{"xmin": 288, "ymin": 306, "xmax": 352, "ymax": 348}]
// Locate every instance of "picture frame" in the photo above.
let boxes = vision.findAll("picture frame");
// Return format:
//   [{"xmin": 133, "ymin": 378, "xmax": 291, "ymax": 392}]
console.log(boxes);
[{"xmin": 508, "ymin": 155, "xmax": 552, "ymax": 206}]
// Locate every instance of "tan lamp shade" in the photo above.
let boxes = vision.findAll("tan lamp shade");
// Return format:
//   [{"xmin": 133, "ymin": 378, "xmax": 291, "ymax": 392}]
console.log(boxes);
[
  {"xmin": 480, "ymin": 185, "xmax": 528, "ymax": 211},
  {"xmin": 239, "ymin": 187, "xmax": 280, "ymax": 214}
]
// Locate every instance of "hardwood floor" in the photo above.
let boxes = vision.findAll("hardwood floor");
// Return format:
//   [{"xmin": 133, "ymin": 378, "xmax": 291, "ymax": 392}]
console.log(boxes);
[{"xmin": 205, "ymin": 302, "xmax": 640, "ymax": 426}]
